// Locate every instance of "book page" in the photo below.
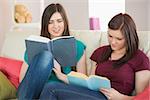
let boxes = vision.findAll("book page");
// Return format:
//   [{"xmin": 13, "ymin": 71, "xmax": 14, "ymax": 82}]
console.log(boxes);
[
  {"xmin": 67, "ymin": 72, "xmax": 89, "ymax": 88},
  {"xmin": 26, "ymin": 35, "xmax": 50, "ymax": 43},
  {"xmin": 26, "ymin": 35, "xmax": 74, "ymax": 43},
  {"xmin": 89, "ymin": 75, "xmax": 109, "ymax": 81},
  {"xmin": 68, "ymin": 71, "xmax": 88, "ymax": 79},
  {"xmin": 51, "ymin": 36, "xmax": 74, "ymax": 41}
]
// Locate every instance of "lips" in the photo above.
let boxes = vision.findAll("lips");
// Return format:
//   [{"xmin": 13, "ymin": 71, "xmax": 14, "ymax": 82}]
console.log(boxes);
[
  {"xmin": 111, "ymin": 44, "xmax": 116, "ymax": 48},
  {"xmin": 53, "ymin": 29, "xmax": 60, "ymax": 33},
  {"xmin": 110, "ymin": 44, "xmax": 117, "ymax": 50}
]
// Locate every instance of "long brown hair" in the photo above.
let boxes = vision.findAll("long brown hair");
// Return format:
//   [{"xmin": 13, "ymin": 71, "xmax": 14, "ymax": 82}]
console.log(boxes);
[
  {"xmin": 40, "ymin": 3, "xmax": 70, "ymax": 39},
  {"xmin": 100, "ymin": 13, "xmax": 139, "ymax": 68}
]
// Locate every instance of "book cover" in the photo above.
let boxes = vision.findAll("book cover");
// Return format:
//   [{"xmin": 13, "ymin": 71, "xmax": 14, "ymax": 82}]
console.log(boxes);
[
  {"xmin": 25, "ymin": 35, "xmax": 77, "ymax": 67},
  {"xmin": 67, "ymin": 71, "xmax": 111, "ymax": 91}
]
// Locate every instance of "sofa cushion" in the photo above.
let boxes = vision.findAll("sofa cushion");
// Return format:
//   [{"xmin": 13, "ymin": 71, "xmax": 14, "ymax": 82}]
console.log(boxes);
[
  {"xmin": 0, "ymin": 57, "xmax": 23, "ymax": 88},
  {"xmin": 137, "ymin": 31, "xmax": 150, "ymax": 58},
  {"xmin": 133, "ymin": 86, "xmax": 150, "ymax": 100},
  {"xmin": 70, "ymin": 30, "xmax": 101, "ymax": 74},
  {"xmin": 0, "ymin": 71, "xmax": 17, "ymax": 99}
]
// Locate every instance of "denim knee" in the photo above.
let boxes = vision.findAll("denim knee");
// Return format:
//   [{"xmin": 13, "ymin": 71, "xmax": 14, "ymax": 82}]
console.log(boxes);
[
  {"xmin": 17, "ymin": 51, "xmax": 54, "ymax": 99},
  {"xmin": 44, "ymin": 82, "xmax": 59, "ymax": 90},
  {"xmin": 41, "ymin": 82, "xmax": 61, "ymax": 94},
  {"xmin": 31, "ymin": 50, "xmax": 54, "ymax": 70},
  {"xmin": 39, "ymin": 82, "xmax": 59, "ymax": 98}
]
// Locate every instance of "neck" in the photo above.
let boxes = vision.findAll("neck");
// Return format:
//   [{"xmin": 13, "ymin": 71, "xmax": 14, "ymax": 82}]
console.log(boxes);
[
  {"xmin": 113, "ymin": 47, "xmax": 126, "ymax": 55},
  {"xmin": 111, "ymin": 47, "xmax": 126, "ymax": 60}
]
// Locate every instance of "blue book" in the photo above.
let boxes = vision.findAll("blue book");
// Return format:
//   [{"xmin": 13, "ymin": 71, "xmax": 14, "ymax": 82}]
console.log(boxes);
[
  {"xmin": 67, "ymin": 71, "xmax": 111, "ymax": 91},
  {"xmin": 25, "ymin": 35, "xmax": 77, "ymax": 67}
]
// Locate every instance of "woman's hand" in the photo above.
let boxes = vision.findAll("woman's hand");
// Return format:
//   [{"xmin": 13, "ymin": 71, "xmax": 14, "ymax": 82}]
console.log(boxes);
[
  {"xmin": 100, "ymin": 88, "xmax": 133, "ymax": 100},
  {"xmin": 53, "ymin": 59, "xmax": 63, "ymax": 80},
  {"xmin": 53, "ymin": 60, "xmax": 69, "ymax": 83}
]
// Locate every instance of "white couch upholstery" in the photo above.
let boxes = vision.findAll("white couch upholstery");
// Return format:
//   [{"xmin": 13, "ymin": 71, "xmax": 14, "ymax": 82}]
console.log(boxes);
[{"xmin": 1, "ymin": 29, "xmax": 150, "ymax": 74}]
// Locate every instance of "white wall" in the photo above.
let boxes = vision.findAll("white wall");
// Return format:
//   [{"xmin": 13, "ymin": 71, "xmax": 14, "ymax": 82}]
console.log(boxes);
[
  {"xmin": 0, "ymin": 0, "xmax": 89, "ymax": 53},
  {"xmin": 0, "ymin": 0, "xmax": 14, "ymax": 52},
  {"xmin": 0, "ymin": 0, "xmax": 4, "ymax": 52},
  {"xmin": 89, "ymin": 0, "xmax": 125, "ymax": 31},
  {"xmin": 44, "ymin": 0, "xmax": 89, "ymax": 30},
  {"xmin": 148, "ymin": 0, "xmax": 150, "ymax": 30},
  {"xmin": 14, "ymin": 0, "xmax": 43, "ymax": 23},
  {"xmin": 125, "ymin": 0, "xmax": 149, "ymax": 31},
  {"xmin": 0, "ymin": 0, "xmax": 149, "ymax": 52}
]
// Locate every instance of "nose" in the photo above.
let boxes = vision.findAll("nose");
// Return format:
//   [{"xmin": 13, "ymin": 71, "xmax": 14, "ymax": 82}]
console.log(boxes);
[
  {"xmin": 111, "ymin": 38, "xmax": 116, "ymax": 44},
  {"xmin": 53, "ymin": 21, "xmax": 58, "ymax": 28}
]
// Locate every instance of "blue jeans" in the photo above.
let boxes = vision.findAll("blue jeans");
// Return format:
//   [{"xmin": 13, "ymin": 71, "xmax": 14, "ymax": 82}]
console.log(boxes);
[
  {"xmin": 17, "ymin": 51, "xmax": 53, "ymax": 100},
  {"xmin": 40, "ymin": 82, "xmax": 107, "ymax": 100}
]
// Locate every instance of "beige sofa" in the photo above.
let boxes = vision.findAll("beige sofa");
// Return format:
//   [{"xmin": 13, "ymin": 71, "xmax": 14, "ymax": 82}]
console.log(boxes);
[{"xmin": 1, "ymin": 29, "xmax": 150, "ymax": 74}]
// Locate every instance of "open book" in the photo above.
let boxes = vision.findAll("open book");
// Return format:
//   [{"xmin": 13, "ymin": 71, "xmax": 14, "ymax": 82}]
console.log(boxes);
[
  {"xmin": 25, "ymin": 35, "xmax": 77, "ymax": 67},
  {"xmin": 67, "ymin": 71, "xmax": 111, "ymax": 91}
]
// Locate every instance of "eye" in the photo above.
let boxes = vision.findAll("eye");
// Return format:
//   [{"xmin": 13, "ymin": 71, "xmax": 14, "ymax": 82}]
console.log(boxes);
[
  {"xmin": 108, "ymin": 34, "xmax": 112, "ymax": 38},
  {"xmin": 48, "ymin": 20, "xmax": 53, "ymax": 24},
  {"xmin": 116, "ymin": 37, "xmax": 124, "ymax": 40},
  {"xmin": 57, "ymin": 19, "xmax": 63, "ymax": 23}
]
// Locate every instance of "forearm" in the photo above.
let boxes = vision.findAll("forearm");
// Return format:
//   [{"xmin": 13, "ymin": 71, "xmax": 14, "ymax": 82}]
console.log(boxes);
[
  {"xmin": 76, "ymin": 51, "xmax": 87, "ymax": 75},
  {"xmin": 100, "ymin": 88, "xmax": 135, "ymax": 100},
  {"xmin": 120, "ymin": 94, "xmax": 134, "ymax": 100}
]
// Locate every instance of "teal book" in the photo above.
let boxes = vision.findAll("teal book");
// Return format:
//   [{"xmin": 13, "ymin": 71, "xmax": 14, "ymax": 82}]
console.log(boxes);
[
  {"xmin": 25, "ymin": 35, "xmax": 77, "ymax": 67},
  {"xmin": 67, "ymin": 71, "xmax": 111, "ymax": 91}
]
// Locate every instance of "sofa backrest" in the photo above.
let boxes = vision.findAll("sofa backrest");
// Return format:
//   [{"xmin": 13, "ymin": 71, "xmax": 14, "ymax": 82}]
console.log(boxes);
[
  {"xmin": 1, "ymin": 30, "xmax": 150, "ymax": 74},
  {"xmin": 71, "ymin": 30, "xmax": 101, "ymax": 74},
  {"xmin": 0, "ymin": 29, "xmax": 39, "ymax": 61}
]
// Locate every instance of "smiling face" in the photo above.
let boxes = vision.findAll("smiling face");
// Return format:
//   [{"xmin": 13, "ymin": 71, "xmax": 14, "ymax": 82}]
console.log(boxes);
[
  {"xmin": 48, "ymin": 12, "xmax": 65, "ymax": 39},
  {"xmin": 108, "ymin": 28, "xmax": 126, "ymax": 52}
]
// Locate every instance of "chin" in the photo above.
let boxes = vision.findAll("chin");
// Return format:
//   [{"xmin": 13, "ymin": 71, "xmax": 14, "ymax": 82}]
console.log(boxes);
[
  {"xmin": 53, "ymin": 34, "xmax": 62, "ymax": 37},
  {"xmin": 111, "ymin": 47, "xmax": 120, "ymax": 51},
  {"xmin": 110, "ymin": 45, "xmax": 116, "ymax": 50},
  {"xmin": 111, "ymin": 48, "xmax": 116, "ymax": 51}
]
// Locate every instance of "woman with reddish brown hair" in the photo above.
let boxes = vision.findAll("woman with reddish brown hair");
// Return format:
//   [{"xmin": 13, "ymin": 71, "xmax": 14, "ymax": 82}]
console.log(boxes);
[{"xmin": 40, "ymin": 13, "xmax": 150, "ymax": 100}]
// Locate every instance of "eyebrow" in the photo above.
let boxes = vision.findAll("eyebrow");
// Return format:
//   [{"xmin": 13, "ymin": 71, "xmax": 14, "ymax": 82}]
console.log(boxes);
[
  {"xmin": 50, "ymin": 18, "xmax": 63, "ymax": 21},
  {"xmin": 108, "ymin": 32, "xmax": 124, "ymax": 39}
]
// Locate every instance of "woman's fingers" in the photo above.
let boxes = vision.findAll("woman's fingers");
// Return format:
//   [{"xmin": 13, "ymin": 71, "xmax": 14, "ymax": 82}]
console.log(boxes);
[{"xmin": 100, "ymin": 88, "xmax": 111, "ymax": 99}]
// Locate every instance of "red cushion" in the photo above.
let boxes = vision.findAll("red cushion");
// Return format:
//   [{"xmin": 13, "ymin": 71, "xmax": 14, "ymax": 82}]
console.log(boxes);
[
  {"xmin": 133, "ymin": 86, "xmax": 150, "ymax": 100},
  {"xmin": 0, "ymin": 57, "xmax": 23, "ymax": 88}
]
